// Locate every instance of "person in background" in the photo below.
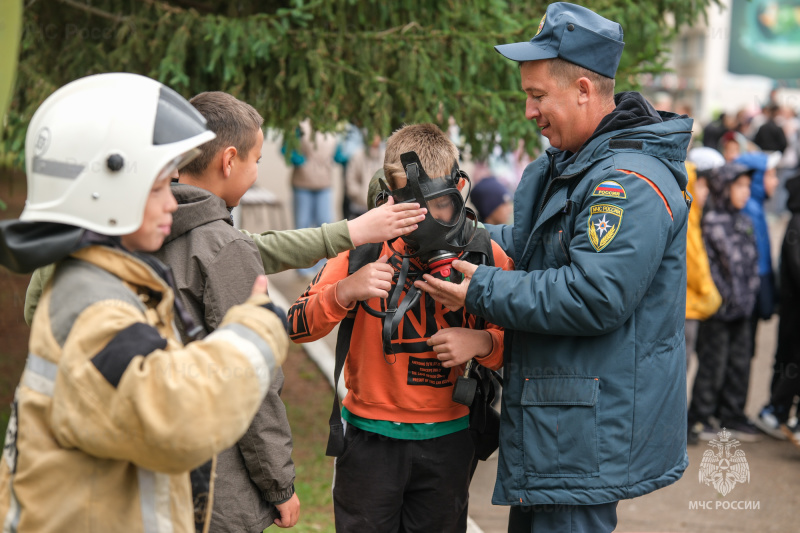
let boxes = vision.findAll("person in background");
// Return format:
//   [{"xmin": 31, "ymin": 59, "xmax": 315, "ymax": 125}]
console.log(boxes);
[
  {"xmin": 471, "ymin": 176, "xmax": 513, "ymax": 225},
  {"xmin": 719, "ymin": 130, "xmax": 750, "ymax": 163},
  {"xmin": 675, "ymin": 101, "xmax": 701, "ymax": 146},
  {"xmin": 753, "ymin": 167, "xmax": 800, "ymax": 439},
  {"xmin": 703, "ymin": 111, "xmax": 729, "ymax": 152},
  {"xmin": 688, "ymin": 163, "xmax": 761, "ymax": 442},
  {"xmin": 334, "ymin": 122, "xmax": 366, "ymax": 220},
  {"xmin": 738, "ymin": 150, "xmax": 781, "ymax": 323},
  {"xmin": 289, "ymin": 119, "xmax": 338, "ymax": 277},
  {"xmin": 761, "ymin": 174, "xmax": 800, "ymax": 448},
  {"xmin": 684, "ymin": 147, "xmax": 724, "ymax": 434},
  {"xmin": 769, "ymin": 106, "xmax": 800, "ymax": 216},
  {"xmin": 754, "ymin": 103, "xmax": 788, "ymax": 155},
  {"xmin": 345, "ymin": 132, "xmax": 386, "ymax": 217}
]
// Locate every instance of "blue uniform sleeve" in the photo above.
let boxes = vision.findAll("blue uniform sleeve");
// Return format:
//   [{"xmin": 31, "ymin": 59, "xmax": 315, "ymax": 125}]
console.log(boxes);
[
  {"xmin": 466, "ymin": 173, "xmax": 676, "ymax": 336},
  {"xmin": 484, "ymin": 223, "xmax": 515, "ymax": 259}
]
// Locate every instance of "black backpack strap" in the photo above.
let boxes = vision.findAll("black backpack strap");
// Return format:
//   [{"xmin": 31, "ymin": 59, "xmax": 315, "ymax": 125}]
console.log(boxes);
[
  {"xmin": 459, "ymin": 227, "xmax": 503, "ymax": 460},
  {"xmin": 326, "ymin": 242, "xmax": 382, "ymax": 457},
  {"xmin": 461, "ymin": 226, "xmax": 495, "ymax": 268}
]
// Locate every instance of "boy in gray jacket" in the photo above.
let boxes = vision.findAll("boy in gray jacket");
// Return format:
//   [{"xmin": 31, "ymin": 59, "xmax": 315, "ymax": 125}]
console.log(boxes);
[{"xmin": 157, "ymin": 91, "xmax": 299, "ymax": 532}]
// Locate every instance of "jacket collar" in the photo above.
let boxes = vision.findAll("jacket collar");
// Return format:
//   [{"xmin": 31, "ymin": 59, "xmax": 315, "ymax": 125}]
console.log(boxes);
[
  {"xmin": 549, "ymin": 92, "xmax": 692, "ymax": 191},
  {"xmin": 71, "ymin": 245, "xmax": 172, "ymax": 298}
]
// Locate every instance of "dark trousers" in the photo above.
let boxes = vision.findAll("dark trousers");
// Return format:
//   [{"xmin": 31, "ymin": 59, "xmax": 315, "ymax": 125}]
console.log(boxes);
[
  {"xmin": 772, "ymin": 368, "xmax": 800, "ymax": 423},
  {"xmin": 689, "ymin": 317, "xmax": 753, "ymax": 426},
  {"xmin": 333, "ymin": 425, "xmax": 474, "ymax": 533},
  {"xmin": 508, "ymin": 502, "xmax": 619, "ymax": 533}
]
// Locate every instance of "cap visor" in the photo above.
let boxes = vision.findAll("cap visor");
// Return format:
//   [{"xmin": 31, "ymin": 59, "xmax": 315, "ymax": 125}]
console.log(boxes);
[{"xmin": 494, "ymin": 41, "xmax": 557, "ymax": 62}]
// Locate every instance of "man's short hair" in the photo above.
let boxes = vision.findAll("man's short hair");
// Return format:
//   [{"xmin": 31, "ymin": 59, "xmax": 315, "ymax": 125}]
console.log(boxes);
[
  {"xmin": 546, "ymin": 58, "xmax": 615, "ymax": 99},
  {"xmin": 181, "ymin": 91, "xmax": 264, "ymax": 175},
  {"xmin": 384, "ymin": 123, "xmax": 459, "ymax": 189}
]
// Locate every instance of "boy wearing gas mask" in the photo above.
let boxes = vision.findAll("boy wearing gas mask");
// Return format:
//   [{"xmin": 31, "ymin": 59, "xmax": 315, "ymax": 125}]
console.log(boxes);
[{"xmin": 287, "ymin": 123, "xmax": 513, "ymax": 533}]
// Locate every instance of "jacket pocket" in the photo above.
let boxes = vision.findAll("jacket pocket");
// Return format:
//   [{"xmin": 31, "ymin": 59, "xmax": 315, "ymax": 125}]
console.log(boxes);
[{"xmin": 520, "ymin": 376, "xmax": 600, "ymax": 477}]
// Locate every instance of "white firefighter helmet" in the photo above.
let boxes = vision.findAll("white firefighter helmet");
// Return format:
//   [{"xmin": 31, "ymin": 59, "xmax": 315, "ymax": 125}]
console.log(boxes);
[{"xmin": 20, "ymin": 72, "xmax": 215, "ymax": 235}]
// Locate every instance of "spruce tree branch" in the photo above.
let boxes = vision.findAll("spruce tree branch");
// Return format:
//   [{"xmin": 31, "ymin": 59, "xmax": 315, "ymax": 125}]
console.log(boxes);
[
  {"xmin": 140, "ymin": 0, "xmax": 186, "ymax": 15},
  {"xmin": 290, "ymin": 26, "xmax": 529, "ymax": 41},
  {"xmin": 56, "ymin": 0, "xmax": 129, "ymax": 23},
  {"xmin": 374, "ymin": 21, "xmax": 422, "ymax": 38}
]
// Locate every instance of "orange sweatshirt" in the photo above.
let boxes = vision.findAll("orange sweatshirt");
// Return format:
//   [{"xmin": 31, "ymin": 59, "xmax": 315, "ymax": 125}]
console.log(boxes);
[{"xmin": 288, "ymin": 239, "xmax": 513, "ymax": 424}]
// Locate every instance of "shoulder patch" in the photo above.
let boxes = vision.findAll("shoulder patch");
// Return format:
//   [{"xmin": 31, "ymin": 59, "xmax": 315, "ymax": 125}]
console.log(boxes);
[
  {"xmin": 588, "ymin": 204, "xmax": 623, "ymax": 252},
  {"xmin": 591, "ymin": 180, "xmax": 627, "ymax": 199}
]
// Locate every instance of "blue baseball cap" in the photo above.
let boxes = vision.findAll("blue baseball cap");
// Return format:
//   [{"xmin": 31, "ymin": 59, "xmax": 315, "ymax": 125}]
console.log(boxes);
[
  {"xmin": 495, "ymin": 2, "xmax": 625, "ymax": 79},
  {"xmin": 471, "ymin": 176, "xmax": 511, "ymax": 221}
]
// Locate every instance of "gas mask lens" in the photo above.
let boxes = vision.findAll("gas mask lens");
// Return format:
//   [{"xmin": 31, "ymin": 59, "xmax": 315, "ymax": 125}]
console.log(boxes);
[{"xmin": 427, "ymin": 192, "xmax": 460, "ymax": 225}]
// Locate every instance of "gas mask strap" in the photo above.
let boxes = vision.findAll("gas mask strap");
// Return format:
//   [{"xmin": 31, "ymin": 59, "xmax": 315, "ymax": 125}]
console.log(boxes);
[
  {"xmin": 382, "ymin": 286, "xmax": 423, "ymax": 362},
  {"xmin": 382, "ymin": 256, "xmax": 411, "ymax": 363}
]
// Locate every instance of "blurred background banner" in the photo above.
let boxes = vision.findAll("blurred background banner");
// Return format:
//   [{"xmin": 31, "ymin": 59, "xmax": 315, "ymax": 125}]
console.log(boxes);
[
  {"xmin": 728, "ymin": 0, "xmax": 800, "ymax": 79},
  {"xmin": 0, "ymin": 0, "xmax": 22, "ymax": 124}
]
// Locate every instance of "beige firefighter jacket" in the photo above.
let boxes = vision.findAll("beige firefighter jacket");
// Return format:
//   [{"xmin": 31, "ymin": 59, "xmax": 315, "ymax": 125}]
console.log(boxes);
[{"xmin": 0, "ymin": 244, "xmax": 288, "ymax": 533}]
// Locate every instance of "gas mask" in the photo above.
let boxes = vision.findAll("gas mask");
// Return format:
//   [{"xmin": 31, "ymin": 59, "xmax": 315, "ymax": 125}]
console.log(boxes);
[
  {"xmin": 377, "ymin": 150, "xmax": 477, "ymax": 282},
  {"xmin": 365, "ymin": 151, "xmax": 479, "ymax": 360}
]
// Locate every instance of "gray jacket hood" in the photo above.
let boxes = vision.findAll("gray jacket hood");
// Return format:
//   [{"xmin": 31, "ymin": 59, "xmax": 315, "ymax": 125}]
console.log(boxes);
[{"xmin": 165, "ymin": 183, "xmax": 233, "ymax": 244}]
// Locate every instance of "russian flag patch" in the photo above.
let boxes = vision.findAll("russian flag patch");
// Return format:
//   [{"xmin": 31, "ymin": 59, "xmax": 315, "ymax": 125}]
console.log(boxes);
[{"xmin": 591, "ymin": 180, "xmax": 626, "ymax": 199}]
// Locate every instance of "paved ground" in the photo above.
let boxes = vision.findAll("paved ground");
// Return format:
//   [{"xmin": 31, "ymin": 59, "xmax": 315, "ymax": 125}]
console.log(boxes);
[{"xmin": 255, "ymin": 137, "xmax": 800, "ymax": 532}]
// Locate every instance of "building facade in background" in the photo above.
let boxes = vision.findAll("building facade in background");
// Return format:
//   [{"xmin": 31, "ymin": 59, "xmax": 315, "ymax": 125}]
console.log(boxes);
[{"xmin": 643, "ymin": 0, "xmax": 800, "ymax": 124}]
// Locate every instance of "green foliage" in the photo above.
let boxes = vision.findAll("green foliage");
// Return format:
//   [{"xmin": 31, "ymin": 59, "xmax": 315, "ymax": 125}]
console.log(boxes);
[{"xmin": 2, "ymin": 0, "xmax": 714, "ymax": 165}]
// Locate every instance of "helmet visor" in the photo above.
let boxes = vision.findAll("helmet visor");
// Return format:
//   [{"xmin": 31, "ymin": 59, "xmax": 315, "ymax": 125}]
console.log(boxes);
[
  {"xmin": 152, "ymin": 85, "xmax": 209, "ymax": 145},
  {"xmin": 155, "ymin": 147, "xmax": 202, "ymax": 182}
]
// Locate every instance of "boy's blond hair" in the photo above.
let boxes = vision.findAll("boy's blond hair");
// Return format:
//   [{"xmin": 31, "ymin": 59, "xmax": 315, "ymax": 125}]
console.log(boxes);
[
  {"xmin": 383, "ymin": 123, "xmax": 459, "ymax": 189},
  {"xmin": 182, "ymin": 91, "xmax": 263, "ymax": 176}
]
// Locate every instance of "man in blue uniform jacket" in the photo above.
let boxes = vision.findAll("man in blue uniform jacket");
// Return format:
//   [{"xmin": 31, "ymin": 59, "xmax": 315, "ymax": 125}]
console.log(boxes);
[{"xmin": 416, "ymin": 3, "xmax": 691, "ymax": 532}]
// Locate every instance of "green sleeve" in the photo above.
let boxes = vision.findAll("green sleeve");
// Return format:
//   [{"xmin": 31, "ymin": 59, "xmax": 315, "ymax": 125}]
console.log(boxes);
[
  {"xmin": 25, "ymin": 263, "xmax": 56, "ymax": 326},
  {"xmin": 241, "ymin": 220, "xmax": 354, "ymax": 275}
]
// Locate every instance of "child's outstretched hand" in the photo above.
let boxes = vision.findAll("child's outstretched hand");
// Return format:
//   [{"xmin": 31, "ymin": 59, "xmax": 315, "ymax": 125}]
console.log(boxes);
[
  {"xmin": 427, "ymin": 328, "xmax": 493, "ymax": 367},
  {"xmin": 335, "ymin": 255, "xmax": 394, "ymax": 308},
  {"xmin": 348, "ymin": 197, "xmax": 427, "ymax": 246}
]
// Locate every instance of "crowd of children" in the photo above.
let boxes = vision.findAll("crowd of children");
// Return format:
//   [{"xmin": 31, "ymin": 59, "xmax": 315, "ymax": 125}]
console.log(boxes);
[{"xmin": 684, "ymin": 107, "xmax": 800, "ymax": 448}]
